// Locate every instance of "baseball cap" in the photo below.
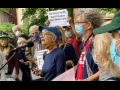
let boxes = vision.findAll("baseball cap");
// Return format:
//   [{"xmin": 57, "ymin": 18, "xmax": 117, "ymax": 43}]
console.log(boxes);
[
  {"xmin": 38, "ymin": 26, "xmax": 60, "ymax": 41},
  {"xmin": 93, "ymin": 10, "xmax": 120, "ymax": 34}
]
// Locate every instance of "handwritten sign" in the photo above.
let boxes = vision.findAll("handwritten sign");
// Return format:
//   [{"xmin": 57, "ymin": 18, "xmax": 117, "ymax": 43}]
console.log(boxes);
[
  {"xmin": 52, "ymin": 67, "xmax": 76, "ymax": 81},
  {"xmin": 37, "ymin": 49, "xmax": 48, "ymax": 70},
  {"xmin": 47, "ymin": 9, "xmax": 70, "ymax": 27}
]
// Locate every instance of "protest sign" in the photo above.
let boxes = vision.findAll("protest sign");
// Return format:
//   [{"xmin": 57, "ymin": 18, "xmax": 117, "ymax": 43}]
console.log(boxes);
[
  {"xmin": 47, "ymin": 9, "xmax": 70, "ymax": 27},
  {"xmin": 52, "ymin": 67, "xmax": 76, "ymax": 81},
  {"xmin": 37, "ymin": 49, "xmax": 48, "ymax": 70}
]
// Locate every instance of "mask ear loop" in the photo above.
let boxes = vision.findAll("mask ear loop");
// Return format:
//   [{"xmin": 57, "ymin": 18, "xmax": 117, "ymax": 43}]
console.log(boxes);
[{"xmin": 116, "ymin": 44, "xmax": 120, "ymax": 50}]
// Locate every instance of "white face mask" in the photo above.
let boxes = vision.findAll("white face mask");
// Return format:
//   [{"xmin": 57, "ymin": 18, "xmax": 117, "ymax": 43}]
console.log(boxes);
[
  {"xmin": 65, "ymin": 31, "xmax": 72, "ymax": 38},
  {"xmin": 15, "ymin": 31, "xmax": 22, "ymax": 37}
]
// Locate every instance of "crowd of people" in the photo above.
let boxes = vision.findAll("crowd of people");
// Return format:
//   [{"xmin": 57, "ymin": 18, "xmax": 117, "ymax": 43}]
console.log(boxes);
[{"xmin": 0, "ymin": 8, "xmax": 120, "ymax": 81}]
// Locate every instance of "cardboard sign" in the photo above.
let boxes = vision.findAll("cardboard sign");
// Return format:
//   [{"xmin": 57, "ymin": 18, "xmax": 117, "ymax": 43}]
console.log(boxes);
[
  {"xmin": 47, "ymin": 9, "xmax": 70, "ymax": 27},
  {"xmin": 37, "ymin": 49, "xmax": 48, "ymax": 70},
  {"xmin": 52, "ymin": 67, "xmax": 76, "ymax": 81}
]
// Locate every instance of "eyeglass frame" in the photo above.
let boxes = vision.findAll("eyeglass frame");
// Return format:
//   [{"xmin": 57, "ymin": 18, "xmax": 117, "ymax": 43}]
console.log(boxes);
[
  {"xmin": 75, "ymin": 21, "xmax": 88, "ymax": 25},
  {"xmin": 40, "ymin": 32, "xmax": 54, "ymax": 37}
]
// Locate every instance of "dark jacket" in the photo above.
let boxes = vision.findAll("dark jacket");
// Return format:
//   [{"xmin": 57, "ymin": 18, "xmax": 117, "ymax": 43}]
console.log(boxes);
[{"xmin": 77, "ymin": 35, "xmax": 99, "ymax": 79}]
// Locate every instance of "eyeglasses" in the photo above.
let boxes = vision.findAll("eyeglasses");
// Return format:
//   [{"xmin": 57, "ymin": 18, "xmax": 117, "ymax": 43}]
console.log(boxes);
[
  {"xmin": 40, "ymin": 33, "xmax": 53, "ymax": 37},
  {"xmin": 75, "ymin": 21, "xmax": 88, "ymax": 25}
]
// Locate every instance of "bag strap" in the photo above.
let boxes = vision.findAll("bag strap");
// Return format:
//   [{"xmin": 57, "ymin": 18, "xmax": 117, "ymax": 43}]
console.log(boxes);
[
  {"xmin": 84, "ymin": 37, "xmax": 94, "ymax": 77},
  {"xmin": 43, "ymin": 51, "xmax": 47, "ymax": 61}
]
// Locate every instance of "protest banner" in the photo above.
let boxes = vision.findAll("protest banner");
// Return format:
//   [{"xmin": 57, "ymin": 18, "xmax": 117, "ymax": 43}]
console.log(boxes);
[
  {"xmin": 47, "ymin": 9, "xmax": 70, "ymax": 27},
  {"xmin": 52, "ymin": 67, "xmax": 76, "ymax": 81}
]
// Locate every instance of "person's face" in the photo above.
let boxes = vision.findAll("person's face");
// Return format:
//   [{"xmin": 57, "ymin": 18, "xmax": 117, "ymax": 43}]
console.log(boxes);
[
  {"xmin": 0, "ymin": 38, "xmax": 9, "ymax": 46},
  {"xmin": 64, "ymin": 27, "xmax": 74, "ymax": 37},
  {"xmin": 18, "ymin": 41, "xmax": 26, "ymax": 47},
  {"xmin": 30, "ymin": 28, "xmax": 40, "ymax": 35},
  {"xmin": 111, "ymin": 30, "xmax": 120, "ymax": 40},
  {"xmin": 40, "ymin": 31, "xmax": 56, "ymax": 45},
  {"xmin": 13, "ymin": 27, "xmax": 22, "ymax": 35},
  {"xmin": 75, "ymin": 15, "xmax": 92, "ymax": 30}
]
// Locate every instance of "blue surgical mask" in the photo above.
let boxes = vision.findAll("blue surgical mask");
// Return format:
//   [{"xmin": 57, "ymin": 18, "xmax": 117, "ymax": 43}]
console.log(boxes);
[
  {"xmin": 75, "ymin": 24, "xmax": 85, "ymax": 36},
  {"xmin": 110, "ymin": 38, "xmax": 120, "ymax": 67}
]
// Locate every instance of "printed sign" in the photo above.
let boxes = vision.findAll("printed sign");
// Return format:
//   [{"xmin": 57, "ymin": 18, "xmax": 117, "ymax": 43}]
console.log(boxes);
[
  {"xmin": 37, "ymin": 49, "xmax": 48, "ymax": 70},
  {"xmin": 47, "ymin": 9, "xmax": 70, "ymax": 27}
]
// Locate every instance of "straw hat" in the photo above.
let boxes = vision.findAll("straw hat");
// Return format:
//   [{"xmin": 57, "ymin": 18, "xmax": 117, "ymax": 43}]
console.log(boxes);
[
  {"xmin": 103, "ymin": 12, "xmax": 115, "ymax": 20},
  {"xmin": 93, "ymin": 10, "xmax": 120, "ymax": 34}
]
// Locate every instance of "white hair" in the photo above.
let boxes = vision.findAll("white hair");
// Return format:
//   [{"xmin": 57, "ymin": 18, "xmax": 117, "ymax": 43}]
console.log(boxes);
[
  {"xmin": 42, "ymin": 29, "xmax": 56, "ymax": 37},
  {"xmin": 12, "ymin": 25, "xmax": 21, "ymax": 32},
  {"xmin": 17, "ymin": 37, "xmax": 27, "ymax": 44},
  {"xmin": 29, "ymin": 25, "xmax": 39, "ymax": 34},
  {"xmin": 75, "ymin": 8, "xmax": 103, "ymax": 29}
]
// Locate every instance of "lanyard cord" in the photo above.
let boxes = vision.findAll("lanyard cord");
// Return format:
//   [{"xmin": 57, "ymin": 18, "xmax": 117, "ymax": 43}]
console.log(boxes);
[{"xmin": 79, "ymin": 33, "xmax": 93, "ymax": 56}]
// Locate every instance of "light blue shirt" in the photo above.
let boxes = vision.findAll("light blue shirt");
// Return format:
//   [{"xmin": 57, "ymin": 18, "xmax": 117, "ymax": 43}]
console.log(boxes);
[{"xmin": 34, "ymin": 41, "xmax": 40, "ymax": 59}]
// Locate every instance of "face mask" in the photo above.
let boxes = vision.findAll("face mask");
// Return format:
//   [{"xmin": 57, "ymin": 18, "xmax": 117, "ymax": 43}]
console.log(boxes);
[
  {"xmin": 110, "ymin": 38, "xmax": 120, "ymax": 67},
  {"xmin": 43, "ymin": 38, "xmax": 54, "ymax": 50},
  {"xmin": 75, "ymin": 24, "xmax": 85, "ymax": 36},
  {"xmin": 19, "ymin": 44, "xmax": 26, "ymax": 50},
  {"xmin": 43, "ymin": 42, "xmax": 54, "ymax": 50},
  {"xmin": 16, "ymin": 31, "xmax": 22, "ymax": 37},
  {"xmin": 33, "ymin": 33, "xmax": 40, "ymax": 41},
  {"xmin": 65, "ymin": 31, "xmax": 72, "ymax": 38},
  {"xmin": 0, "ymin": 40, "xmax": 8, "ymax": 47}
]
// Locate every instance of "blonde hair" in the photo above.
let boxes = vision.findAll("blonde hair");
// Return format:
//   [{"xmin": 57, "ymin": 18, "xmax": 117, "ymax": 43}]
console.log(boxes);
[
  {"xmin": 54, "ymin": 26, "xmax": 67, "ymax": 50},
  {"xmin": 92, "ymin": 32, "xmax": 120, "ymax": 77},
  {"xmin": 17, "ymin": 37, "xmax": 27, "ymax": 45}
]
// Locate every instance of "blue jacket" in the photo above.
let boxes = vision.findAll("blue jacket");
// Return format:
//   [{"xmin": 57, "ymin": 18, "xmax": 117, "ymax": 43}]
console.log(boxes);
[{"xmin": 78, "ymin": 35, "xmax": 99, "ymax": 79}]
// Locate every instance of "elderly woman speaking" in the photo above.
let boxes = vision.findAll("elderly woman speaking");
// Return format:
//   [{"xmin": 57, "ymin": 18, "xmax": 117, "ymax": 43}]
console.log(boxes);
[{"xmin": 31, "ymin": 26, "xmax": 66, "ymax": 81}]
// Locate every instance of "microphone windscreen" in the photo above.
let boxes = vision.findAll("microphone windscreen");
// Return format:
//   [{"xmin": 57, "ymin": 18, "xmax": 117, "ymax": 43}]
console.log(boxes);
[{"xmin": 27, "ymin": 42, "xmax": 34, "ymax": 47}]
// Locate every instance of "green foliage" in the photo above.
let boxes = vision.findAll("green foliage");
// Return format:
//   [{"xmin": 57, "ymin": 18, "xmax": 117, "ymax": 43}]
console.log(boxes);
[
  {"xmin": 22, "ymin": 8, "xmax": 74, "ymax": 31},
  {"xmin": 0, "ymin": 22, "xmax": 15, "ymax": 34},
  {"xmin": 98, "ymin": 8, "xmax": 119, "ymax": 18},
  {"xmin": 19, "ymin": 24, "xmax": 29, "ymax": 36},
  {"xmin": 0, "ymin": 8, "xmax": 16, "ymax": 12}
]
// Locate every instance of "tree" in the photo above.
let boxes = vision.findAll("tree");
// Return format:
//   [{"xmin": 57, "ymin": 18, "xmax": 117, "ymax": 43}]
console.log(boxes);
[
  {"xmin": 0, "ymin": 22, "xmax": 15, "ymax": 34},
  {"xmin": 0, "ymin": 8, "xmax": 16, "ymax": 12},
  {"xmin": 22, "ymin": 8, "xmax": 74, "ymax": 30}
]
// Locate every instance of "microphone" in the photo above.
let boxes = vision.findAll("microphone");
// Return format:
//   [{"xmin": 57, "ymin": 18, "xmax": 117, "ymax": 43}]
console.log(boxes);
[{"xmin": 13, "ymin": 41, "xmax": 34, "ymax": 51}]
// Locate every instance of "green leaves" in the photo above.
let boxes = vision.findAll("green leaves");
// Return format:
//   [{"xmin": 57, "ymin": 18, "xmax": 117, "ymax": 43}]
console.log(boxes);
[
  {"xmin": 0, "ymin": 8, "xmax": 16, "ymax": 12},
  {"xmin": 0, "ymin": 22, "xmax": 15, "ymax": 34}
]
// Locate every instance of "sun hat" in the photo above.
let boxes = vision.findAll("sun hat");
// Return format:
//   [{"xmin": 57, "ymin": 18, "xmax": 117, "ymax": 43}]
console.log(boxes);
[
  {"xmin": 62, "ymin": 25, "xmax": 72, "ymax": 29},
  {"xmin": 103, "ymin": 12, "xmax": 115, "ymax": 20},
  {"xmin": 38, "ymin": 26, "xmax": 60, "ymax": 41},
  {"xmin": 0, "ymin": 31, "xmax": 9, "ymax": 38},
  {"xmin": 93, "ymin": 10, "xmax": 120, "ymax": 34}
]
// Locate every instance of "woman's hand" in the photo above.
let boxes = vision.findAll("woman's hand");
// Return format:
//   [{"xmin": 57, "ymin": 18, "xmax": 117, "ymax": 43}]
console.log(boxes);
[
  {"xmin": 67, "ymin": 16, "xmax": 73, "ymax": 25},
  {"xmin": 24, "ymin": 61, "xmax": 30, "ymax": 65},
  {"xmin": 13, "ymin": 74, "xmax": 18, "ymax": 80},
  {"xmin": 31, "ymin": 66, "xmax": 44, "ymax": 76},
  {"xmin": 19, "ymin": 59, "xmax": 24, "ymax": 64},
  {"xmin": 45, "ymin": 19, "xmax": 50, "ymax": 26}
]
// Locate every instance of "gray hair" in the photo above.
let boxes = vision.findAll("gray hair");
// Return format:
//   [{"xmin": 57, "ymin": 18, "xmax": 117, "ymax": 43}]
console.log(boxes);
[
  {"xmin": 12, "ymin": 25, "xmax": 21, "ymax": 32},
  {"xmin": 17, "ymin": 37, "xmax": 27, "ymax": 44},
  {"xmin": 75, "ymin": 8, "xmax": 103, "ymax": 29},
  {"xmin": 42, "ymin": 29, "xmax": 56, "ymax": 37},
  {"xmin": 29, "ymin": 25, "xmax": 39, "ymax": 34},
  {"xmin": 42, "ymin": 29, "xmax": 58, "ymax": 46}
]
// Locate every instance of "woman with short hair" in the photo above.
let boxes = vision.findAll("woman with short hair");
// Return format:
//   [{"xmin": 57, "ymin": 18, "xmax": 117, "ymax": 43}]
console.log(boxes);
[{"xmin": 31, "ymin": 26, "xmax": 66, "ymax": 81}]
